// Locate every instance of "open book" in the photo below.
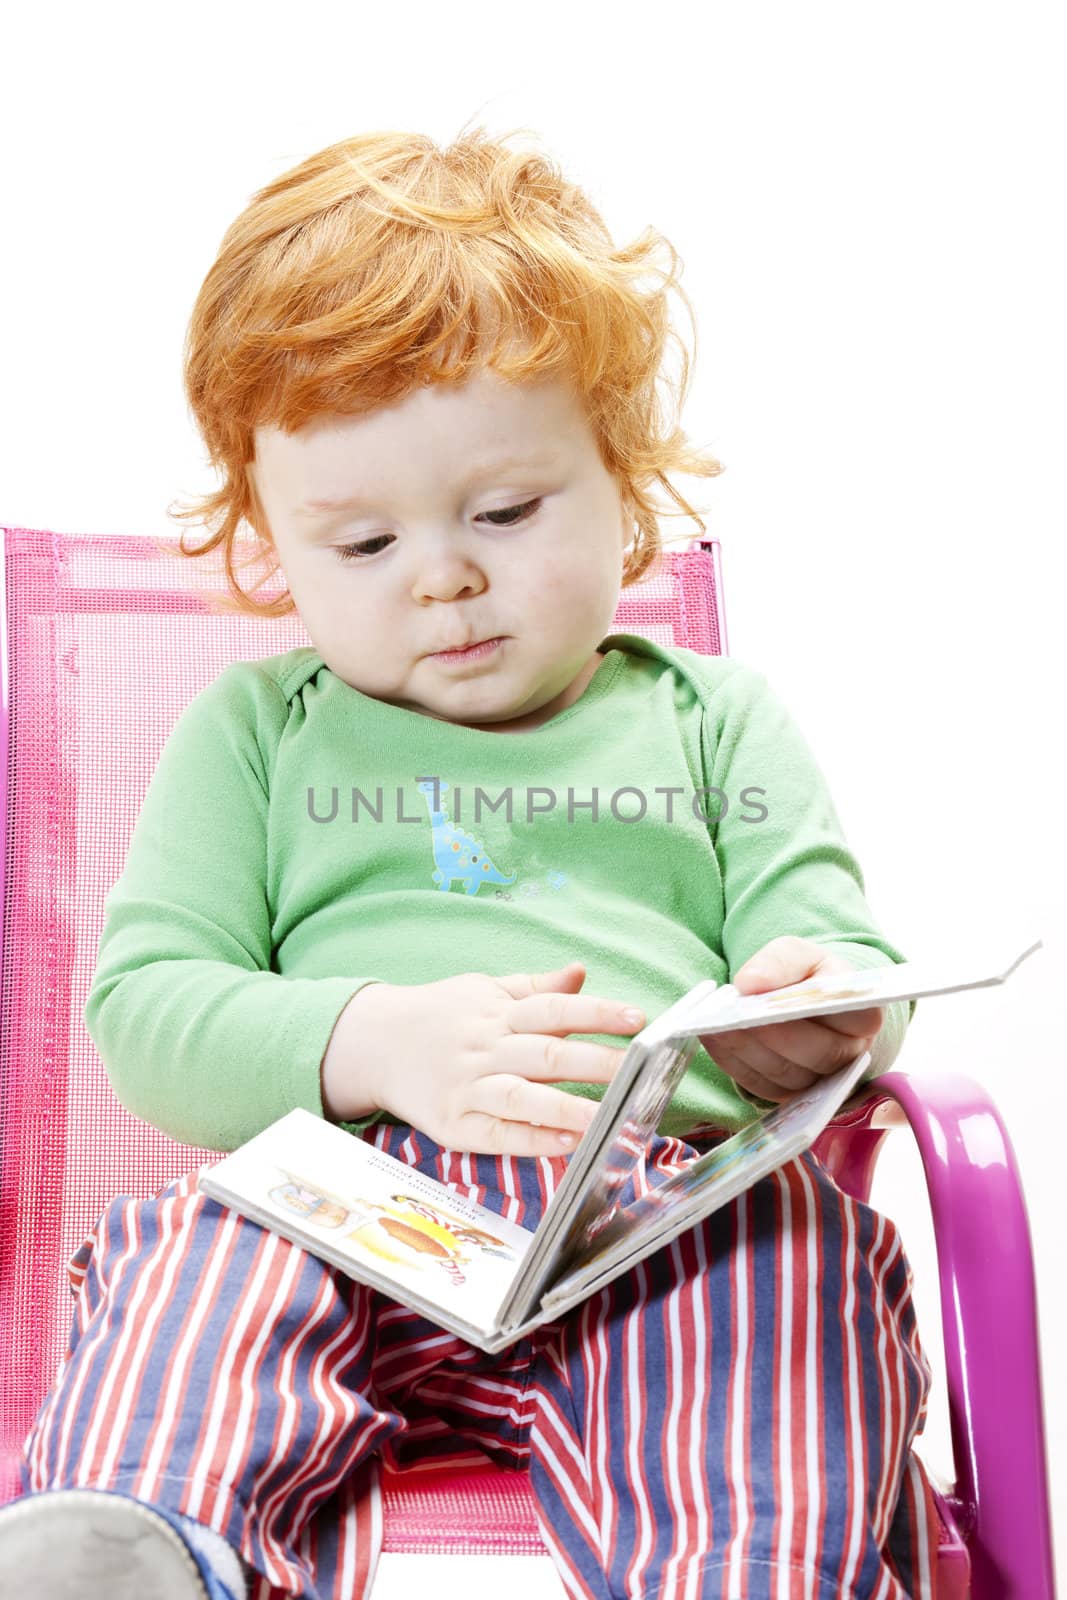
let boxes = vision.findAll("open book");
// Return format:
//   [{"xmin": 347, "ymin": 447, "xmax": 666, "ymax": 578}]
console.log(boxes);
[{"xmin": 198, "ymin": 936, "xmax": 1041, "ymax": 1353}]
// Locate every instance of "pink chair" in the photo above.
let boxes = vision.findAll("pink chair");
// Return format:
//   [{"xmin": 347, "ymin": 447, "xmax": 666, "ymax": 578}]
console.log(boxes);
[{"xmin": 0, "ymin": 525, "xmax": 1055, "ymax": 1597}]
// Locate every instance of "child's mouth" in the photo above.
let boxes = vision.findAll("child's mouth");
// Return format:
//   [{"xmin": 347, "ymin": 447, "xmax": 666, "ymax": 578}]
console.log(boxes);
[{"xmin": 430, "ymin": 637, "xmax": 505, "ymax": 664}]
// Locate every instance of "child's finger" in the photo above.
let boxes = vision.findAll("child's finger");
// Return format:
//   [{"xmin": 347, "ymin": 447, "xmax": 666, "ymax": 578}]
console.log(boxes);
[
  {"xmin": 703, "ymin": 1029, "xmax": 809, "ymax": 1083},
  {"xmin": 459, "ymin": 1109, "xmax": 598, "ymax": 1157},
  {"xmin": 509, "ymin": 988, "xmax": 645, "ymax": 1041},
  {"xmin": 707, "ymin": 1034, "xmax": 819, "ymax": 1095},
  {"xmin": 465, "ymin": 1073, "xmax": 599, "ymax": 1137},
  {"xmin": 712, "ymin": 1053, "xmax": 797, "ymax": 1103},
  {"xmin": 714, "ymin": 1014, "xmax": 878, "ymax": 1069},
  {"xmin": 816, "ymin": 1004, "xmax": 884, "ymax": 1037},
  {"xmin": 504, "ymin": 1034, "xmax": 633, "ymax": 1086}
]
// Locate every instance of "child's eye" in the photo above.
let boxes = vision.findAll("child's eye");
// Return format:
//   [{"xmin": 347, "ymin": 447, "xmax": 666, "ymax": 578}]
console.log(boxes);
[
  {"xmin": 336, "ymin": 534, "xmax": 392, "ymax": 562},
  {"xmin": 333, "ymin": 498, "xmax": 542, "ymax": 563},
  {"xmin": 478, "ymin": 497, "xmax": 542, "ymax": 527}
]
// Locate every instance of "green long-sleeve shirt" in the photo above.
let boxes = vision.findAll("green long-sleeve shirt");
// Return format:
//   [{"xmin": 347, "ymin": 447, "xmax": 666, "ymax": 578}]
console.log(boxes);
[{"xmin": 84, "ymin": 633, "xmax": 912, "ymax": 1151}]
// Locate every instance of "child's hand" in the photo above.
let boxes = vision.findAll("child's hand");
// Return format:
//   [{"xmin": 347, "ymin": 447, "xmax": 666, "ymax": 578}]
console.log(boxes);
[
  {"xmin": 699, "ymin": 936, "xmax": 883, "ymax": 1103},
  {"xmin": 333, "ymin": 960, "xmax": 644, "ymax": 1156}
]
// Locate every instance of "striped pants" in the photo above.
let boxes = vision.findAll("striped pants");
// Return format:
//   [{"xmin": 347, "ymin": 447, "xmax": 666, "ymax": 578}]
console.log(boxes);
[{"xmin": 20, "ymin": 1122, "xmax": 942, "ymax": 1599}]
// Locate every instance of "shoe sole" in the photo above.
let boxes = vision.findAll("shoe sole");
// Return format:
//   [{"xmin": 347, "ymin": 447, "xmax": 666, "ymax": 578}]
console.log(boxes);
[{"xmin": 0, "ymin": 1488, "xmax": 210, "ymax": 1598}]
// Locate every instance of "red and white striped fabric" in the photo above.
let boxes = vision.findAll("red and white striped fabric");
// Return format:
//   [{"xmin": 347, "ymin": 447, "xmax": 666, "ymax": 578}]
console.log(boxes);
[{"xmin": 19, "ymin": 1120, "xmax": 942, "ymax": 1600}]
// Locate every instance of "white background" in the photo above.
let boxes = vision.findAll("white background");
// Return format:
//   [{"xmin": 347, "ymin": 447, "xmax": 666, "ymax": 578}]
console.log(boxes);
[{"xmin": 3, "ymin": 1, "xmax": 1063, "ymax": 1592}]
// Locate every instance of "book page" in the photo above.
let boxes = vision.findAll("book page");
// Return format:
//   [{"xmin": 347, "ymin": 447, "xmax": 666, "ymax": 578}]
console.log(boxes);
[
  {"xmin": 677, "ymin": 937, "xmax": 1042, "ymax": 1037},
  {"xmin": 545, "ymin": 1034, "xmax": 702, "ymax": 1271},
  {"xmin": 537, "ymin": 1049, "xmax": 872, "ymax": 1317},
  {"xmin": 198, "ymin": 1109, "xmax": 536, "ymax": 1335},
  {"xmin": 491, "ymin": 1024, "xmax": 706, "ymax": 1330},
  {"xmin": 570, "ymin": 1050, "xmax": 869, "ymax": 1265}
]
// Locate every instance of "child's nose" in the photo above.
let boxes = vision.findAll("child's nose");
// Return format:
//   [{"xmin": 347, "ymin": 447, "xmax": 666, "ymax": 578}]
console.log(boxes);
[{"xmin": 412, "ymin": 548, "xmax": 488, "ymax": 603}]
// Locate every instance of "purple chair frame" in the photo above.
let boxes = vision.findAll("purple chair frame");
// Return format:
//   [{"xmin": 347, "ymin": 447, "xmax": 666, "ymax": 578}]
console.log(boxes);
[{"xmin": 0, "ymin": 526, "xmax": 1056, "ymax": 1596}]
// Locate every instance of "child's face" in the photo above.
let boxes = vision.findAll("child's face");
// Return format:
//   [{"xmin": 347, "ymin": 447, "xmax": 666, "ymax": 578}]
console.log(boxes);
[{"xmin": 251, "ymin": 366, "xmax": 632, "ymax": 732}]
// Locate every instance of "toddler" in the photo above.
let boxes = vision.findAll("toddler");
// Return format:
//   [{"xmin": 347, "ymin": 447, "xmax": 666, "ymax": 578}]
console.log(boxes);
[{"xmin": 0, "ymin": 127, "xmax": 941, "ymax": 1599}]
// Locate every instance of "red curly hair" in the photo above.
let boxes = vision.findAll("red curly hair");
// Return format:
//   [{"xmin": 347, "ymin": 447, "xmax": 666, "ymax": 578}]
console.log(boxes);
[{"xmin": 165, "ymin": 122, "xmax": 725, "ymax": 618}]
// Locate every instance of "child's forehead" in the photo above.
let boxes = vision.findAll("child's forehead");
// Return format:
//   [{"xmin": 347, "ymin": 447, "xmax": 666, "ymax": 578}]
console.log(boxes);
[
  {"xmin": 263, "ymin": 364, "xmax": 578, "ymax": 436},
  {"xmin": 252, "ymin": 369, "xmax": 589, "ymax": 487}
]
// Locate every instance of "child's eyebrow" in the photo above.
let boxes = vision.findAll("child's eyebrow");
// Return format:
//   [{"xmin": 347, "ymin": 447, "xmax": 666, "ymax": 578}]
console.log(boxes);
[{"xmin": 299, "ymin": 452, "xmax": 561, "ymax": 516}]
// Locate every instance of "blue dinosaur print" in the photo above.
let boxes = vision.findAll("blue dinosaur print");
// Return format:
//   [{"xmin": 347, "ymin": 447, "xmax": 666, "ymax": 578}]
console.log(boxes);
[{"xmin": 415, "ymin": 779, "xmax": 517, "ymax": 895}]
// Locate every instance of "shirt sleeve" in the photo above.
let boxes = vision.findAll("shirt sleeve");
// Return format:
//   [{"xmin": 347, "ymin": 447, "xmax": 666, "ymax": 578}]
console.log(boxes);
[
  {"xmin": 701, "ymin": 662, "xmax": 914, "ymax": 1103},
  {"xmin": 83, "ymin": 663, "xmax": 387, "ymax": 1151}
]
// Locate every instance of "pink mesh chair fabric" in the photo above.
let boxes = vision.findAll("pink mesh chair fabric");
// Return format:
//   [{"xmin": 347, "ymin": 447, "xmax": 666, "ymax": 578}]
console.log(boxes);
[{"xmin": 0, "ymin": 525, "xmax": 1054, "ymax": 1596}]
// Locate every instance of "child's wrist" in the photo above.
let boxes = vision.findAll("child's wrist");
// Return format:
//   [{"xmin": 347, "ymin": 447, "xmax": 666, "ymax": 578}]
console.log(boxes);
[{"xmin": 320, "ymin": 981, "xmax": 395, "ymax": 1121}]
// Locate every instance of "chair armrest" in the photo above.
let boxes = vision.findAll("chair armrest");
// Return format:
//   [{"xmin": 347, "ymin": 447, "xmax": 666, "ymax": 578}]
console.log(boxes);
[{"xmin": 875, "ymin": 1070, "xmax": 1056, "ymax": 1599}]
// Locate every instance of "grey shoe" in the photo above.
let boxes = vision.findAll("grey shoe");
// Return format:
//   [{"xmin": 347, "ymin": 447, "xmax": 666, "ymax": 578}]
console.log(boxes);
[{"xmin": 0, "ymin": 1488, "xmax": 210, "ymax": 1598}]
